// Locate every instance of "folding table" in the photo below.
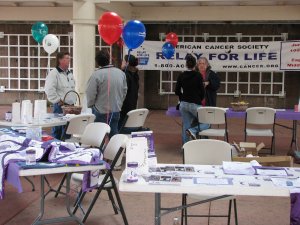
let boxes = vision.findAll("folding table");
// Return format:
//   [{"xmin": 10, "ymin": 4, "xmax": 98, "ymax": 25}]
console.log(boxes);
[
  {"xmin": 16, "ymin": 163, "xmax": 105, "ymax": 225},
  {"xmin": 119, "ymin": 163, "xmax": 300, "ymax": 225},
  {"xmin": 0, "ymin": 113, "xmax": 68, "ymax": 128}
]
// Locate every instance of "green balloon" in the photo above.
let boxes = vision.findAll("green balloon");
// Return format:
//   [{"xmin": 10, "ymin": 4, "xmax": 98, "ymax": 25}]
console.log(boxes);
[{"xmin": 31, "ymin": 22, "xmax": 48, "ymax": 44}]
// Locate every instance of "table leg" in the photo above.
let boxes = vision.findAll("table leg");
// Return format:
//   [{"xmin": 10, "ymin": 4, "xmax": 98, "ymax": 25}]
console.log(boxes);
[
  {"xmin": 65, "ymin": 173, "xmax": 84, "ymax": 225},
  {"xmin": 31, "ymin": 174, "xmax": 84, "ymax": 225},
  {"xmin": 31, "ymin": 175, "xmax": 46, "ymax": 224},
  {"xmin": 155, "ymin": 193, "xmax": 161, "ymax": 225}
]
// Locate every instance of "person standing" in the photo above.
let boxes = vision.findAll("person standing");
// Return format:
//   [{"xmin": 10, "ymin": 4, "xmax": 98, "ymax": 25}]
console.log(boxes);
[
  {"xmin": 118, "ymin": 54, "xmax": 139, "ymax": 129},
  {"xmin": 185, "ymin": 57, "xmax": 221, "ymax": 140},
  {"xmin": 197, "ymin": 57, "xmax": 220, "ymax": 107},
  {"xmin": 45, "ymin": 52, "xmax": 76, "ymax": 139},
  {"xmin": 86, "ymin": 50, "xmax": 127, "ymax": 137},
  {"xmin": 175, "ymin": 54, "xmax": 205, "ymax": 144}
]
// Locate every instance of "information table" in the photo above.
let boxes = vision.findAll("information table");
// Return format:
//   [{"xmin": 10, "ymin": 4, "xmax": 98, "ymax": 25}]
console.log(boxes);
[
  {"xmin": 119, "ymin": 163, "xmax": 300, "ymax": 225},
  {"xmin": 0, "ymin": 113, "xmax": 68, "ymax": 128}
]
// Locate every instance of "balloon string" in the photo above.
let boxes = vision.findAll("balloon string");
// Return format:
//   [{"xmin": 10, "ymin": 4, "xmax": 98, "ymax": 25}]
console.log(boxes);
[
  {"xmin": 47, "ymin": 54, "xmax": 50, "ymax": 74},
  {"xmin": 107, "ymin": 68, "xmax": 110, "ymax": 124},
  {"xmin": 109, "ymin": 46, "xmax": 112, "ymax": 64},
  {"xmin": 120, "ymin": 45, "xmax": 123, "ymax": 65}
]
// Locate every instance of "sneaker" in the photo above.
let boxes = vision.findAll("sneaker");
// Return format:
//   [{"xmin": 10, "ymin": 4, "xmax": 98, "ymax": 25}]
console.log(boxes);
[{"xmin": 186, "ymin": 129, "xmax": 197, "ymax": 140}]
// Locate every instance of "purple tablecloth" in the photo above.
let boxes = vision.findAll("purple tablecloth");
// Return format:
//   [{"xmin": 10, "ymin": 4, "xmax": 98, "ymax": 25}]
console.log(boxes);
[
  {"xmin": 166, "ymin": 107, "xmax": 300, "ymax": 121},
  {"xmin": 166, "ymin": 107, "xmax": 181, "ymax": 117}
]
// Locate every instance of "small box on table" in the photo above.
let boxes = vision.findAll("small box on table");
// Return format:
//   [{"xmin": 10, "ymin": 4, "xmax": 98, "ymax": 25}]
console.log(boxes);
[{"xmin": 232, "ymin": 142, "xmax": 265, "ymax": 157}]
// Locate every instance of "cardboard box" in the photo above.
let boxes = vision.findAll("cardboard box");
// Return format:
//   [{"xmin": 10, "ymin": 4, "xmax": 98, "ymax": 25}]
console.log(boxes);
[{"xmin": 232, "ymin": 142, "xmax": 265, "ymax": 156}]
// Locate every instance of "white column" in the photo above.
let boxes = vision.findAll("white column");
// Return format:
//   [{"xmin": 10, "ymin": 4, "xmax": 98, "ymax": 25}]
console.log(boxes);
[{"xmin": 71, "ymin": 0, "xmax": 97, "ymax": 104}]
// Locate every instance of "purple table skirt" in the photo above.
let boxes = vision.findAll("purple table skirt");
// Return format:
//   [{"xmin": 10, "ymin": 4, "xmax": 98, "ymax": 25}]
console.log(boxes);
[
  {"xmin": 7, "ymin": 162, "xmax": 23, "ymax": 193},
  {"xmin": 166, "ymin": 107, "xmax": 300, "ymax": 121}
]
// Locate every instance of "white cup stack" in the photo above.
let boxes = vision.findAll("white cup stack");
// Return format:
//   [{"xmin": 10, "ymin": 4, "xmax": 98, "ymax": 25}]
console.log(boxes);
[
  {"xmin": 34, "ymin": 100, "xmax": 47, "ymax": 122},
  {"xmin": 12, "ymin": 102, "xmax": 21, "ymax": 123},
  {"xmin": 21, "ymin": 100, "xmax": 33, "ymax": 124}
]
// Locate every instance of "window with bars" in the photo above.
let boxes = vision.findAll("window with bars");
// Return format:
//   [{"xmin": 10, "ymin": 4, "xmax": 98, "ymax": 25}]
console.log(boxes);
[
  {"xmin": 0, "ymin": 33, "xmax": 109, "ymax": 92},
  {"xmin": 159, "ymin": 34, "xmax": 287, "ymax": 97}
]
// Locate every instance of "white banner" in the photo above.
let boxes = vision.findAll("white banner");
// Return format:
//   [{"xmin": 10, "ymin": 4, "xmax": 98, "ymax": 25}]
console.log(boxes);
[
  {"xmin": 126, "ymin": 41, "xmax": 300, "ymax": 72},
  {"xmin": 280, "ymin": 41, "xmax": 300, "ymax": 70}
]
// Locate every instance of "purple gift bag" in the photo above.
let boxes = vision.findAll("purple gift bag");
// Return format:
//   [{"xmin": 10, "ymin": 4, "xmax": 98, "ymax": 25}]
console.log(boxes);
[{"xmin": 291, "ymin": 193, "xmax": 300, "ymax": 225}]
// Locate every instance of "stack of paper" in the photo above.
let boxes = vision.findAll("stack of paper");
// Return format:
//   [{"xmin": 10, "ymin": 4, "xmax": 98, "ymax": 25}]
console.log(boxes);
[{"xmin": 222, "ymin": 161, "xmax": 256, "ymax": 175}]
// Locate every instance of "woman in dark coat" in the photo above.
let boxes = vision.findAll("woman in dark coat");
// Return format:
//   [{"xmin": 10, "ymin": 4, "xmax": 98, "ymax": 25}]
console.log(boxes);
[{"xmin": 197, "ymin": 57, "xmax": 220, "ymax": 106}]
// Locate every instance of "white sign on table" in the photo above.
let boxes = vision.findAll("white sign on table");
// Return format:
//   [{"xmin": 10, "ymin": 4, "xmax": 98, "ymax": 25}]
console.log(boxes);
[{"xmin": 126, "ymin": 137, "xmax": 148, "ymax": 174}]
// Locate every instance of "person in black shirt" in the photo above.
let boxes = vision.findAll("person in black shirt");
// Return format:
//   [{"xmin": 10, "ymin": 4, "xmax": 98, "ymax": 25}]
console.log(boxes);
[
  {"xmin": 185, "ymin": 57, "xmax": 220, "ymax": 141},
  {"xmin": 118, "ymin": 54, "xmax": 139, "ymax": 130},
  {"xmin": 175, "ymin": 54, "xmax": 206, "ymax": 144}
]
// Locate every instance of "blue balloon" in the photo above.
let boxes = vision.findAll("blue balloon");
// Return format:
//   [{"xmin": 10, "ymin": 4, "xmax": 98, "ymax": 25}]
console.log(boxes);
[
  {"xmin": 122, "ymin": 20, "xmax": 146, "ymax": 50},
  {"xmin": 31, "ymin": 22, "xmax": 48, "ymax": 44},
  {"xmin": 162, "ymin": 42, "xmax": 175, "ymax": 59}
]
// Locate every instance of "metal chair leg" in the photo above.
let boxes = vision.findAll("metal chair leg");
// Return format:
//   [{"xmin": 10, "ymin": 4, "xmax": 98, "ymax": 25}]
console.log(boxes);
[
  {"xmin": 107, "ymin": 189, "xmax": 119, "ymax": 214},
  {"xmin": 111, "ymin": 174, "xmax": 129, "ymax": 225},
  {"xmin": 73, "ymin": 191, "xmax": 87, "ymax": 215},
  {"xmin": 227, "ymin": 200, "xmax": 232, "ymax": 225},
  {"xmin": 73, "ymin": 189, "xmax": 83, "ymax": 207},
  {"xmin": 208, "ymin": 202, "xmax": 212, "ymax": 225},
  {"xmin": 24, "ymin": 177, "xmax": 35, "ymax": 191},
  {"xmin": 234, "ymin": 199, "xmax": 238, "ymax": 225},
  {"xmin": 181, "ymin": 194, "xmax": 186, "ymax": 225},
  {"xmin": 54, "ymin": 174, "xmax": 67, "ymax": 198},
  {"xmin": 184, "ymin": 194, "xmax": 188, "ymax": 225},
  {"xmin": 271, "ymin": 135, "xmax": 275, "ymax": 155}
]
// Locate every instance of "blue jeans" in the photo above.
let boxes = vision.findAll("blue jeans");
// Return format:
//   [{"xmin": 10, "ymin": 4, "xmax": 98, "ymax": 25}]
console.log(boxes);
[
  {"xmin": 189, "ymin": 123, "xmax": 211, "ymax": 138},
  {"xmin": 92, "ymin": 107, "xmax": 120, "ymax": 138},
  {"xmin": 52, "ymin": 103, "xmax": 63, "ymax": 140},
  {"xmin": 179, "ymin": 101, "xmax": 201, "ymax": 144}
]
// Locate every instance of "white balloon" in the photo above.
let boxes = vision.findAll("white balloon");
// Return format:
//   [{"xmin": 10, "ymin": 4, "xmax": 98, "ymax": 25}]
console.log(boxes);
[{"xmin": 42, "ymin": 34, "xmax": 59, "ymax": 54}]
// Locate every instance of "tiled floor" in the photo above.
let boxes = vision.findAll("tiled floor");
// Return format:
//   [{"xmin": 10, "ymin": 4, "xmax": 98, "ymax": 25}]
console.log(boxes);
[{"xmin": 0, "ymin": 106, "xmax": 298, "ymax": 225}]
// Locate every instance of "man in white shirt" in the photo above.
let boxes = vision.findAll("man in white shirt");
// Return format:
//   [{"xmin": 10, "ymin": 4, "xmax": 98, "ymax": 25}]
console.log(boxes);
[{"xmin": 45, "ymin": 52, "xmax": 76, "ymax": 139}]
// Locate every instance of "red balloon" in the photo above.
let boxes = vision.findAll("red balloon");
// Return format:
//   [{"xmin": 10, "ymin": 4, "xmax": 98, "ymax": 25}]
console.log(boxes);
[
  {"xmin": 165, "ymin": 32, "xmax": 178, "ymax": 47},
  {"xmin": 98, "ymin": 12, "xmax": 123, "ymax": 45}
]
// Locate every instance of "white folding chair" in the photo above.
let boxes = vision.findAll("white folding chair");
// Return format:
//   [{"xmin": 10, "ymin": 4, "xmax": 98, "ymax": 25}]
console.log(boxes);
[
  {"xmin": 119, "ymin": 108, "xmax": 149, "ymax": 135},
  {"xmin": 72, "ymin": 134, "xmax": 129, "ymax": 224},
  {"xmin": 245, "ymin": 107, "xmax": 276, "ymax": 155},
  {"xmin": 197, "ymin": 107, "xmax": 228, "ymax": 142},
  {"xmin": 182, "ymin": 139, "xmax": 238, "ymax": 225},
  {"xmin": 61, "ymin": 114, "xmax": 96, "ymax": 142},
  {"xmin": 54, "ymin": 122, "xmax": 111, "ymax": 198},
  {"xmin": 80, "ymin": 122, "xmax": 111, "ymax": 149}
]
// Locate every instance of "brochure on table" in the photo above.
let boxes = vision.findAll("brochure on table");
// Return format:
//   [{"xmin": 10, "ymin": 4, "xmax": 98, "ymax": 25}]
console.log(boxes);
[{"xmin": 126, "ymin": 137, "xmax": 149, "ymax": 174}]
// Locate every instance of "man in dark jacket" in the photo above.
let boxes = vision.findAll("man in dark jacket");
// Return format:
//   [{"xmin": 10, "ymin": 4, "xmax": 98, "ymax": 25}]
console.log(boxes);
[{"xmin": 118, "ymin": 54, "xmax": 139, "ymax": 130}]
